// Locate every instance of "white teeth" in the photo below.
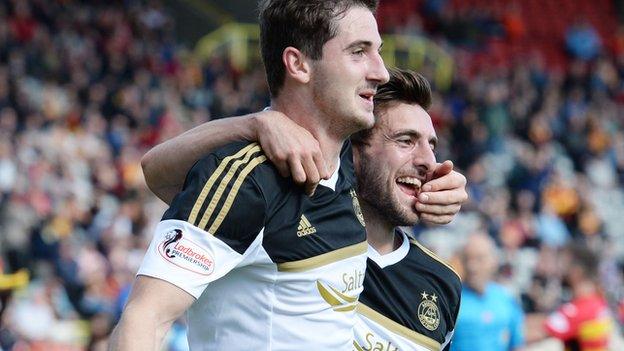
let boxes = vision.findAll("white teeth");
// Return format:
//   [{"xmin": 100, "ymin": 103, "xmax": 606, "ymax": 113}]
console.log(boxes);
[{"xmin": 396, "ymin": 177, "xmax": 422, "ymax": 187}]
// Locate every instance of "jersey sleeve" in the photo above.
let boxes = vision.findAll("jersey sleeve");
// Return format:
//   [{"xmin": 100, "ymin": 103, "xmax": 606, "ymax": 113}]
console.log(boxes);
[
  {"xmin": 544, "ymin": 303, "xmax": 578, "ymax": 341},
  {"xmin": 442, "ymin": 294, "xmax": 461, "ymax": 351},
  {"xmin": 138, "ymin": 146, "xmax": 268, "ymax": 298}
]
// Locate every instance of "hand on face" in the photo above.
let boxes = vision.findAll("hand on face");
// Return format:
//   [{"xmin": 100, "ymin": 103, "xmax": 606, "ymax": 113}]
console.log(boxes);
[
  {"xmin": 415, "ymin": 160, "xmax": 467, "ymax": 225},
  {"xmin": 255, "ymin": 110, "xmax": 329, "ymax": 196}
]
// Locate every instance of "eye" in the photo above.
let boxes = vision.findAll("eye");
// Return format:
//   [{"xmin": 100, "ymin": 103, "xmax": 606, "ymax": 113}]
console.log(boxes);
[
  {"xmin": 396, "ymin": 137, "xmax": 414, "ymax": 146},
  {"xmin": 430, "ymin": 140, "xmax": 438, "ymax": 153},
  {"xmin": 352, "ymin": 48, "xmax": 365, "ymax": 56}
]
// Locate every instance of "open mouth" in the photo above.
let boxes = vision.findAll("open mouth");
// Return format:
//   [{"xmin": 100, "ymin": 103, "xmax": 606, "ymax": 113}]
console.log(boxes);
[
  {"xmin": 396, "ymin": 177, "xmax": 422, "ymax": 197},
  {"xmin": 358, "ymin": 92, "xmax": 375, "ymax": 106}
]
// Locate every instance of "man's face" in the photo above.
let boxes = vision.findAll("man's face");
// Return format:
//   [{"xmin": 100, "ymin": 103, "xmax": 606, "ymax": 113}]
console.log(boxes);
[
  {"xmin": 354, "ymin": 102, "xmax": 437, "ymax": 226},
  {"xmin": 310, "ymin": 6, "xmax": 389, "ymax": 134},
  {"xmin": 462, "ymin": 237, "xmax": 497, "ymax": 293}
]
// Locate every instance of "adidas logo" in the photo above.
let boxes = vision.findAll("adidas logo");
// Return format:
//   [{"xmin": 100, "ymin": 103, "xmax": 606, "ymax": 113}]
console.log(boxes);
[{"xmin": 297, "ymin": 214, "xmax": 317, "ymax": 237}]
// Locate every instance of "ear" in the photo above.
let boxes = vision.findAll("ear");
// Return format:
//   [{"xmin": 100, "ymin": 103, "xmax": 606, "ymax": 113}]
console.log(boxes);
[{"xmin": 282, "ymin": 47, "xmax": 311, "ymax": 84}]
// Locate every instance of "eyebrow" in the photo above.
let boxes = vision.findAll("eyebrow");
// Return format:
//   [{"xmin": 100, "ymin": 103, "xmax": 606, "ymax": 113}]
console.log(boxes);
[
  {"xmin": 393, "ymin": 130, "xmax": 438, "ymax": 148},
  {"xmin": 344, "ymin": 40, "xmax": 384, "ymax": 51}
]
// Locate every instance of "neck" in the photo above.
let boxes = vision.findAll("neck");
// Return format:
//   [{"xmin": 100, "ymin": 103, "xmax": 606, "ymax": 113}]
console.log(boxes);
[
  {"xmin": 272, "ymin": 94, "xmax": 345, "ymax": 174},
  {"xmin": 468, "ymin": 281, "xmax": 488, "ymax": 295},
  {"xmin": 573, "ymin": 280, "xmax": 597, "ymax": 299},
  {"xmin": 360, "ymin": 201, "xmax": 398, "ymax": 255}
]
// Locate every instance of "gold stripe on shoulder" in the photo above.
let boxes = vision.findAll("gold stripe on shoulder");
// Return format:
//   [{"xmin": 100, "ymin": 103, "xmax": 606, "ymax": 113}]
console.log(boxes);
[
  {"xmin": 356, "ymin": 303, "xmax": 441, "ymax": 351},
  {"xmin": 188, "ymin": 143, "xmax": 259, "ymax": 225},
  {"xmin": 277, "ymin": 241, "xmax": 367, "ymax": 273},
  {"xmin": 197, "ymin": 145, "xmax": 262, "ymax": 230},
  {"xmin": 410, "ymin": 239, "xmax": 461, "ymax": 281},
  {"xmin": 208, "ymin": 155, "xmax": 267, "ymax": 234},
  {"xmin": 353, "ymin": 341, "xmax": 365, "ymax": 351}
]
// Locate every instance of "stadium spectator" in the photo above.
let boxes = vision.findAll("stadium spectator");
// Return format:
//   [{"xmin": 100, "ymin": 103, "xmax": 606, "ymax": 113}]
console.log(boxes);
[
  {"xmin": 527, "ymin": 244, "xmax": 618, "ymax": 349},
  {"xmin": 451, "ymin": 232, "xmax": 525, "ymax": 351},
  {"xmin": 0, "ymin": 0, "xmax": 623, "ymax": 349},
  {"xmin": 565, "ymin": 20, "xmax": 602, "ymax": 61}
]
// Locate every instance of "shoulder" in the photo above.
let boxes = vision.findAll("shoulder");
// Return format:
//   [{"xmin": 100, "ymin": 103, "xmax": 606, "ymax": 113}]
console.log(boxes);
[
  {"xmin": 408, "ymin": 238, "xmax": 462, "ymax": 286},
  {"xmin": 406, "ymin": 238, "xmax": 462, "ymax": 321},
  {"xmin": 487, "ymin": 283, "xmax": 521, "ymax": 308},
  {"xmin": 487, "ymin": 283, "xmax": 513, "ymax": 297},
  {"xmin": 163, "ymin": 141, "xmax": 278, "ymax": 239},
  {"xmin": 184, "ymin": 141, "xmax": 293, "ymax": 204},
  {"xmin": 201, "ymin": 141, "xmax": 271, "ymax": 187}
]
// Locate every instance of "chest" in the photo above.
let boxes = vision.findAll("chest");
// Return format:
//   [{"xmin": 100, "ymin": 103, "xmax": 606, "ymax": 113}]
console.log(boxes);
[
  {"xmin": 262, "ymin": 186, "xmax": 367, "ymax": 264},
  {"xmin": 360, "ymin": 261, "xmax": 456, "ymax": 344}
]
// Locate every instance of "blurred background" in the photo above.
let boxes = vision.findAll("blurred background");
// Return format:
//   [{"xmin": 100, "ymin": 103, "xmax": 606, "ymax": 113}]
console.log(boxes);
[{"xmin": 0, "ymin": 0, "xmax": 623, "ymax": 350}]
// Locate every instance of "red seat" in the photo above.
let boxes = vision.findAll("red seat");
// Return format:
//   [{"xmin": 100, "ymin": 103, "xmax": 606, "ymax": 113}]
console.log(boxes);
[{"xmin": 377, "ymin": 0, "xmax": 619, "ymax": 72}]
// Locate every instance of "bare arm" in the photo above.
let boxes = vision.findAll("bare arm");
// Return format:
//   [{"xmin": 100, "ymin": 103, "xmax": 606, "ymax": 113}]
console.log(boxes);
[
  {"xmin": 142, "ymin": 110, "xmax": 327, "ymax": 204},
  {"xmin": 109, "ymin": 276, "xmax": 195, "ymax": 350},
  {"xmin": 524, "ymin": 313, "xmax": 550, "ymax": 343},
  {"xmin": 143, "ymin": 111, "xmax": 468, "ymax": 225},
  {"xmin": 142, "ymin": 115, "xmax": 259, "ymax": 204}
]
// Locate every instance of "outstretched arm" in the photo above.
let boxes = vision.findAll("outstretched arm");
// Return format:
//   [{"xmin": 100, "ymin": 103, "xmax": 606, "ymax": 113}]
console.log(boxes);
[{"xmin": 142, "ymin": 110, "xmax": 328, "ymax": 204}]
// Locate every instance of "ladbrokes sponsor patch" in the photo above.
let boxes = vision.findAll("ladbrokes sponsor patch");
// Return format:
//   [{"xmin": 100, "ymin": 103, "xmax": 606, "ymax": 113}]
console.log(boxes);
[{"xmin": 157, "ymin": 229, "xmax": 215, "ymax": 275}]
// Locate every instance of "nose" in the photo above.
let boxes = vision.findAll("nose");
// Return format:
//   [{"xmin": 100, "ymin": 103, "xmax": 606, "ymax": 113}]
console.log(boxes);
[
  {"xmin": 413, "ymin": 143, "xmax": 437, "ymax": 178},
  {"xmin": 368, "ymin": 51, "xmax": 389, "ymax": 84}
]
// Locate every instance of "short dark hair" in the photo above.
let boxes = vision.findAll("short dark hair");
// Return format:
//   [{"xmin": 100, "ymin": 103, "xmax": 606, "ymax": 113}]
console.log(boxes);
[
  {"xmin": 352, "ymin": 68, "xmax": 432, "ymax": 143},
  {"xmin": 259, "ymin": 0, "xmax": 378, "ymax": 97},
  {"xmin": 567, "ymin": 243, "xmax": 600, "ymax": 279}
]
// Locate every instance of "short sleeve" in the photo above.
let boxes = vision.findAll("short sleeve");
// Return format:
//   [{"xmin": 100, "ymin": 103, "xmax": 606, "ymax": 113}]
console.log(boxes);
[
  {"xmin": 442, "ymin": 295, "xmax": 461, "ymax": 351},
  {"xmin": 544, "ymin": 303, "xmax": 577, "ymax": 341},
  {"xmin": 138, "ymin": 144, "xmax": 268, "ymax": 298}
]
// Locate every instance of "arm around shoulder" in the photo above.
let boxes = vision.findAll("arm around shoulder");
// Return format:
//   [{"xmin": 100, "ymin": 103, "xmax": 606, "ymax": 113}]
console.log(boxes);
[
  {"xmin": 141, "ymin": 109, "xmax": 327, "ymax": 203},
  {"xmin": 109, "ymin": 275, "xmax": 195, "ymax": 351},
  {"xmin": 141, "ymin": 114, "xmax": 262, "ymax": 204}
]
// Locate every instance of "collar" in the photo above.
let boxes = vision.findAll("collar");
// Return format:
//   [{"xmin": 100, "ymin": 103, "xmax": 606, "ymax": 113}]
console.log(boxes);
[
  {"xmin": 367, "ymin": 229, "xmax": 410, "ymax": 268},
  {"xmin": 318, "ymin": 157, "xmax": 340, "ymax": 191}
]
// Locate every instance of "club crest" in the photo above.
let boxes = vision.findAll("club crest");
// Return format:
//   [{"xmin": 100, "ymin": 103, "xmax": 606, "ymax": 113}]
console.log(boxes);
[
  {"xmin": 418, "ymin": 291, "xmax": 440, "ymax": 331},
  {"xmin": 350, "ymin": 189, "xmax": 366, "ymax": 227}
]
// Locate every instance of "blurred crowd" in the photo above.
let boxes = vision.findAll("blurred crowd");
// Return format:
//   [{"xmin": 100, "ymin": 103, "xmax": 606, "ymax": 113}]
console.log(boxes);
[
  {"xmin": 0, "ymin": 0, "xmax": 222, "ymax": 349},
  {"xmin": 0, "ymin": 0, "xmax": 623, "ymax": 350}
]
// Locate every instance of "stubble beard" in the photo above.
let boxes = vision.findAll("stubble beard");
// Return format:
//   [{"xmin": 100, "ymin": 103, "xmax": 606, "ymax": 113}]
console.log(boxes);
[
  {"xmin": 311, "ymin": 67, "xmax": 371, "ymax": 138},
  {"xmin": 356, "ymin": 152, "xmax": 418, "ymax": 227}
]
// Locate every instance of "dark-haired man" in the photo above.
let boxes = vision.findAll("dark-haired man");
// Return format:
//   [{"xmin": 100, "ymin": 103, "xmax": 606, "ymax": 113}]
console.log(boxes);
[
  {"xmin": 111, "ymin": 1, "xmax": 464, "ymax": 350},
  {"xmin": 141, "ymin": 69, "xmax": 464, "ymax": 350},
  {"xmin": 350, "ymin": 68, "xmax": 461, "ymax": 351},
  {"xmin": 112, "ymin": 1, "xmax": 389, "ymax": 349}
]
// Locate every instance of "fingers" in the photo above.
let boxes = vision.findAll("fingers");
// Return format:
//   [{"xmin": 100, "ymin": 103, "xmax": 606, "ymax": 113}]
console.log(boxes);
[
  {"xmin": 304, "ymin": 182, "xmax": 319, "ymax": 197},
  {"xmin": 430, "ymin": 160, "xmax": 454, "ymax": 180},
  {"xmin": 255, "ymin": 112, "xmax": 326, "ymax": 195},
  {"xmin": 421, "ymin": 168, "xmax": 467, "ymax": 193},
  {"xmin": 418, "ymin": 213, "xmax": 455, "ymax": 225},
  {"xmin": 288, "ymin": 156, "xmax": 307, "ymax": 185},
  {"xmin": 417, "ymin": 163, "xmax": 467, "ymax": 226},
  {"xmin": 415, "ymin": 202, "xmax": 462, "ymax": 216},
  {"xmin": 271, "ymin": 155, "xmax": 291, "ymax": 178},
  {"xmin": 418, "ymin": 189, "xmax": 467, "ymax": 206},
  {"xmin": 313, "ymin": 150, "xmax": 330, "ymax": 180},
  {"xmin": 285, "ymin": 152, "xmax": 324, "ymax": 196},
  {"xmin": 415, "ymin": 198, "xmax": 463, "ymax": 226},
  {"xmin": 301, "ymin": 153, "xmax": 321, "ymax": 196}
]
